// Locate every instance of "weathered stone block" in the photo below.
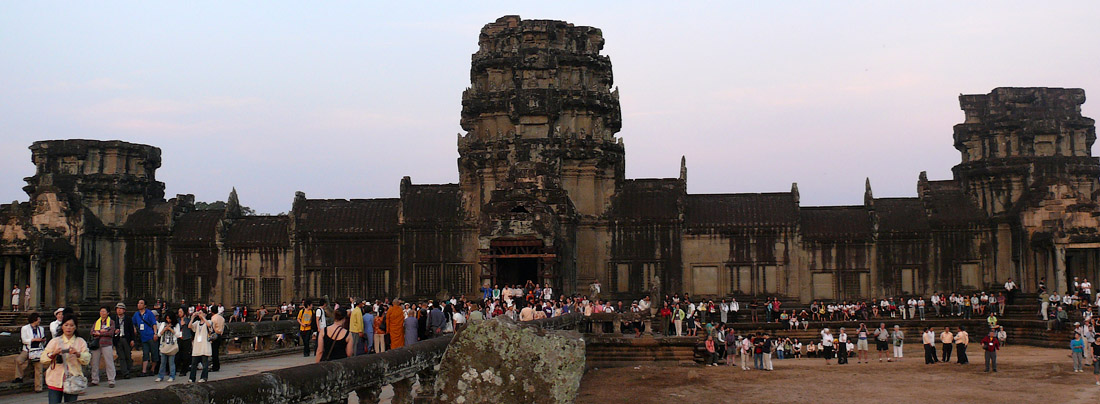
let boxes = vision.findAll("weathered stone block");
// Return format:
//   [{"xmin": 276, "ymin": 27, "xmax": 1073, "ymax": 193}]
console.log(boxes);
[{"xmin": 434, "ymin": 317, "xmax": 585, "ymax": 404}]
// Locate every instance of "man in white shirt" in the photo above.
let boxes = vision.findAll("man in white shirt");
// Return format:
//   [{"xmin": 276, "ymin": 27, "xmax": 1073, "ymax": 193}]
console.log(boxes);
[
  {"xmin": 13, "ymin": 313, "xmax": 45, "ymax": 391},
  {"xmin": 1004, "ymin": 278, "xmax": 1018, "ymax": 305},
  {"xmin": 931, "ymin": 294, "xmax": 941, "ymax": 317},
  {"xmin": 542, "ymin": 286, "xmax": 553, "ymax": 301},
  {"xmin": 719, "ymin": 300, "xmax": 729, "ymax": 323},
  {"xmin": 922, "ymin": 327, "xmax": 937, "ymax": 364},
  {"xmin": 907, "ymin": 298, "xmax": 917, "ymax": 320}
]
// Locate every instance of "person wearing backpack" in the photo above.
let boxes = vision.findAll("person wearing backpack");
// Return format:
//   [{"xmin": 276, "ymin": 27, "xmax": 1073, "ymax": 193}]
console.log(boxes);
[
  {"xmin": 40, "ymin": 314, "xmax": 90, "ymax": 403},
  {"xmin": 297, "ymin": 301, "xmax": 315, "ymax": 357}
]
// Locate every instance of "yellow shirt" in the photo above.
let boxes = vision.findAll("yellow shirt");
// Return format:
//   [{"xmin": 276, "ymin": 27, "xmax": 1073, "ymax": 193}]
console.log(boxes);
[
  {"xmin": 298, "ymin": 308, "xmax": 313, "ymax": 331},
  {"xmin": 349, "ymin": 307, "xmax": 364, "ymax": 333}
]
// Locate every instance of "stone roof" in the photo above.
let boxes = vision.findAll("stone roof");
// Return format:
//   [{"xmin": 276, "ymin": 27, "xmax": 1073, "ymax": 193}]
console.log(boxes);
[
  {"xmin": 874, "ymin": 198, "xmax": 929, "ymax": 234},
  {"xmin": 924, "ymin": 184, "xmax": 987, "ymax": 227},
  {"xmin": 123, "ymin": 203, "xmax": 173, "ymax": 234},
  {"xmin": 171, "ymin": 210, "xmax": 223, "ymax": 245},
  {"xmin": 610, "ymin": 179, "xmax": 683, "ymax": 220},
  {"xmin": 684, "ymin": 192, "xmax": 799, "ymax": 228},
  {"xmin": 296, "ymin": 199, "xmax": 400, "ymax": 233},
  {"xmin": 402, "ymin": 184, "xmax": 463, "ymax": 224},
  {"xmin": 800, "ymin": 206, "xmax": 873, "ymax": 241},
  {"xmin": 226, "ymin": 216, "xmax": 290, "ymax": 248}
]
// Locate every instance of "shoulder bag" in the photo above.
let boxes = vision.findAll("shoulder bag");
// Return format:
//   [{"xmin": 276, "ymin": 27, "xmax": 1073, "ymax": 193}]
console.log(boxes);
[{"xmin": 53, "ymin": 339, "xmax": 88, "ymax": 395}]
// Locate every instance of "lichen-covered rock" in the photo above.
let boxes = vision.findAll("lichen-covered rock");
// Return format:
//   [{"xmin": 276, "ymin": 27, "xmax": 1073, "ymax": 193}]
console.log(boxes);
[{"xmin": 434, "ymin": 317, "xmax": 585, "ymax": 404}]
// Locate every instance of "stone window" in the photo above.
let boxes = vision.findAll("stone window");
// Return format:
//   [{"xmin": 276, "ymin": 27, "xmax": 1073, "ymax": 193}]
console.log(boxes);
[
  {"xmin": 261, "ymin": 278, "xmax": 282, "ymax": 306},
  {"xmin": 443, "ymin": 264, "xmax": 471, "ymax": 296},
  {"xmin": 365, "ymin": 269, "xmax": 390, "ymax": 300},
  {"xmin": 235, "ymin": 278, "xmax": 255, "ymax": 306},
  {"xmin": 130, "ymin": 270, "xmax": 155, "ymax": 301},
  {"xmin": 415, "ymin": 264, "xmax": 442, "ymax": 295}
]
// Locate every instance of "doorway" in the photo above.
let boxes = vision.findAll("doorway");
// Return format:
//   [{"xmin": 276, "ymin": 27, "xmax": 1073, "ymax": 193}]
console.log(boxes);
[{"xmin": 496, "ymin": 258, "xmax": 539, "ymax": 287}]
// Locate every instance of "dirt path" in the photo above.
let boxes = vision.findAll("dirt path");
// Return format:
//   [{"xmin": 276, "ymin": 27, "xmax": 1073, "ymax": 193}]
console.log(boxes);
[{"xmin": 579, "ymin": 345, "xmax": 1096, "ymax": 404}]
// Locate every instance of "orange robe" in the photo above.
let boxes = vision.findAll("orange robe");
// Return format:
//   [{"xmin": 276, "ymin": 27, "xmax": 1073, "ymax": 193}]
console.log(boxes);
[{"xmin": 386, "ymin": 306, "xmax": 406, "ymax": 349}]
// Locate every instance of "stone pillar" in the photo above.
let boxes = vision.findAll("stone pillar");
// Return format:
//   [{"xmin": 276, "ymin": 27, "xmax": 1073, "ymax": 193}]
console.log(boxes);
[
  {"xmin": 354, "ymin": 386, "xmax": 382, "ymax": 404},
  {"xmin": 612, "ymin": 315, "xmax": 621, "ymax": 334},
  {"xmin": 29, "ymin": 256, "xmax": 41, "ymax": 311},
  {"xmin": 414, "ymin": 366, "xmax": 438, "ymax": 404},
  {"xmin": 391, "ymin": 377, "xmax": 415, "ymax": 404},
  {"xmin": 1054, "ymin": 245, "xmax": 1067, "ymax": 294},
  {"xmin": 2, "ymin": 257, "xmax": 11, "ymax": 310}
]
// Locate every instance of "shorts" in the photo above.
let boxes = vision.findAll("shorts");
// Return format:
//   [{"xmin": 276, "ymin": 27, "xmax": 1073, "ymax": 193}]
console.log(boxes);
[
  {"xmin": 1094, "ymin": 359, "xmax": 1100, "ymax": 375},
  {"xmin": 857, "ymin": 339, "xmax": 869, "ymax": 351},
  {"xmin": 141, "ymin": 340, "xmax": 157, "ymax": 361},
  {"xmin": 876, "ymin": 340, "xmax": 889, "ymax": 351}
]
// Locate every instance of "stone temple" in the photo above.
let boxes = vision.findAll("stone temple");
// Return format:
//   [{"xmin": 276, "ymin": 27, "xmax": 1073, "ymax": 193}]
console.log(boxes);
[{"xmin": 1, "ymin": 15, "xmax": 1098, "ymax": 310}]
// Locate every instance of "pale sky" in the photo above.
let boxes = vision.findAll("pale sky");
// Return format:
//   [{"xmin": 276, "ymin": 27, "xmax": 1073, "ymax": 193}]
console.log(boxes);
[{"xmin": 2, "ymin": 2, "xmax": 1098, "ymax": 214}]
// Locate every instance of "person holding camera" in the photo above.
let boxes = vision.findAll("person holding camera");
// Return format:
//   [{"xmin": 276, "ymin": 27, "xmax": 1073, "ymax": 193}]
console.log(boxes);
[{"xmin": 188, "ymin": 309, "xmax": 214, "ymax": 383}]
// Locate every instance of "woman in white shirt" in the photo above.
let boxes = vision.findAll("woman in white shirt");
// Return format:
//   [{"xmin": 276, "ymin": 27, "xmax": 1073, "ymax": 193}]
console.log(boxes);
[
  {"xmin": 821, "ymin": 328, "xmax": 835, "ymax": 365},
  {"xmin": 187, "ymin": 309, "xmax": 213, "ymax": 383},
  {"xmin": 156, "ymin": 311, "xmax": 182, "ymax": 382}
]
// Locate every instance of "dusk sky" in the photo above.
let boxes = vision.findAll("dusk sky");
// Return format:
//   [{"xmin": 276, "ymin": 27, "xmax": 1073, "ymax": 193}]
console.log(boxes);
[{"xmin": 3, "ymin": 2, "xmax": 1098, "ymax": 214}]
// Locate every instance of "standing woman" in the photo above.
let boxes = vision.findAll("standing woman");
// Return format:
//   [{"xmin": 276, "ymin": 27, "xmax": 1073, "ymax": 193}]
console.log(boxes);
[
  {"xmin": 316, "ymin": 308, "xmax": 353, "ymax": 362},
  {"xmin": 1071, "ymin": 332, "xmax": 1086, "ymax": 373},
  {"xmin": 891, "ymin": 325, "xmax": 905, "ymax": 361},
  {"xmin": 373, "ymin": 306, "xmax": 387, "ymax": 354},
  {"xmin": 821, "ymin": 328, "xmax": 835, "ymax": 365},
  {"xmin": 836, "ymin": 327, "xmax": 849, "ymax": 364},
  {"xmin": 188, "ymin": 309, "xmax": 213, "ymax": 383},
  {"xmin": 156, "ymin": 310, "xmax": 181, "ymax": 382},
  {"xmin": 40, "ymin": 314, "xmax": 90, "ymax": 403},
  {"xmin": 89, "ymin": 306, "xmax": 117, "ymax": 387}
]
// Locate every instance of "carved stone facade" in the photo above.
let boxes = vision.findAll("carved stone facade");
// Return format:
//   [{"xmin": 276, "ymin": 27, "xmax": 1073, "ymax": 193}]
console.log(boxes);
[{"xmin": 2, "ymin": 16, "xmax": 1097, "ymax": 309}]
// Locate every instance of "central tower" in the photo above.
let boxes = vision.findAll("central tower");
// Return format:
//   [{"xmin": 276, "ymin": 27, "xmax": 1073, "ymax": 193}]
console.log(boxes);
[{"xmin": 457, "ymin": 16, "xmax": 625, "ymax": 292}]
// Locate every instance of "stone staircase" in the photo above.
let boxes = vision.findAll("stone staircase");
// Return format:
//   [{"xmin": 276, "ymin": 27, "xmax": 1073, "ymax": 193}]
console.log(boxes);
[{"xmin": 585, "ymin": 335, "xmax": 697, "ymax": 369}]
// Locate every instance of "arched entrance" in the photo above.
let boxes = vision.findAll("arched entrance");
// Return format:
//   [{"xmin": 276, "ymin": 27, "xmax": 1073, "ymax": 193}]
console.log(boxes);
[{"xmin": 481, "ymin": 238, "xmax": 557, "ymax": 288}]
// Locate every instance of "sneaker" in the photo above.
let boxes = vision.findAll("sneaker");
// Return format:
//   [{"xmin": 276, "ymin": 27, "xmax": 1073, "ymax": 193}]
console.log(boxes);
[
  {"xmin": 109, "ymin": 382, "xmax": 115, "ymax": 388},
  {"xmin": 198, "ymin": 379, "xmax": 206, "ymax": 383},
  {"xmin": 189, "ymin": 379, "xmax": 196, "ymax": 383},
  {"xmin": 168, "ymin": 378, "xmax": 175, "ymax": 382},
  {"xmin": 155, "ymin": 377, "xmax": 163, "ymax": 382},
  {"xmin": 1095, "ymin": 381, "xmax": 1099, "ymax": 386}
]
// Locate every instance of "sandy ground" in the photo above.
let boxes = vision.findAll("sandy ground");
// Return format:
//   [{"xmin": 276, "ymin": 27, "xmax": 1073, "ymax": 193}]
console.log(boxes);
[{"xmin": 578, "ymin": 345, "xmax": 1099, "ymax": 404}]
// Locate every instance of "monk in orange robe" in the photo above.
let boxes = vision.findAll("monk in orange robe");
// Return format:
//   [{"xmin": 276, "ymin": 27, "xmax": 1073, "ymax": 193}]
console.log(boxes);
[{"xmin": 386, "ymin": 300, "xmax": 406, "ymax": 349}]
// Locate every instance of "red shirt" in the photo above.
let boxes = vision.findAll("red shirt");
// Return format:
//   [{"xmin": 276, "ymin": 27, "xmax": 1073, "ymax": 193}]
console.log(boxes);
[{"xmin": 981, "ymin": 336, "xmax": 1000, "ymax": 352}]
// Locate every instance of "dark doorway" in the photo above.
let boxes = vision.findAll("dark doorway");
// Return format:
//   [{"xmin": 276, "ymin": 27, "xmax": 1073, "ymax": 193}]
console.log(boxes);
[{"xmin": 496, "ymin": 258, "xmax": 539, "ymax": 287}]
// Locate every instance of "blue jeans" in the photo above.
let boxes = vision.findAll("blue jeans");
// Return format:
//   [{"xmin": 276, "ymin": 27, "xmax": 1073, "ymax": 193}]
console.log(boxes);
[
  {"xmin": 753, "ymin": 353, "xmax": 763, "ymax": 369},
  {"xmin": 48, "ymin": 389, "xmax": 78, "ymax": 403},
  {"xmin": 777, "ymin": 350, "xmax": 785, "ymax": 359},
  {"xmin": 159, "ymin": 354, "xmax": 176, "ymax": 378}
]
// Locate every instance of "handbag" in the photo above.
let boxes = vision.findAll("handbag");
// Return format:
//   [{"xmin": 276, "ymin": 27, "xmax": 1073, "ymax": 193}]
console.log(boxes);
[{"xmin": 53, "ymin": 340, "xmax": 88, "ymax": 395}]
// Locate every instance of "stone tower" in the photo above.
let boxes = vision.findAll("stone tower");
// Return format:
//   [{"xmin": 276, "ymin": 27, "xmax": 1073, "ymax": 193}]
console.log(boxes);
[
  {"xmin": 952, "ymin": 87, "xmax": 1099, "ymax": 216},
  {"xmin": 457, "ymin": 16, "xmax": 625, "ymax": 291}
]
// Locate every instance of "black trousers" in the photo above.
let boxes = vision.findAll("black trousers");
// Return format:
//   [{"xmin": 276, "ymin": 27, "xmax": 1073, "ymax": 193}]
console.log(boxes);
[
  {"xmin": 176, "ymin": 338, "xmax": 192, "ymax": 374},
  {"xmin": 941, "ymin": 342, "xmax": 953, "ymax": 363},
  {"xmin": 924, "ymin": 344, "xmax": 936, "ymax": 364},
  {"xmin": 301, "ymin": 331, "xmax": 313, "ymax": 356},
  {"xmin": 838, "ymin": 344, "xmax": 849, "ymax": 364},
  {"xmin": 211, "ymin": 338, "xmax": 222, "ymax": 371},
  {"xmin": 956, "ymin": 343, "xmax": 968, "ymax": 364},
  {"xmin": 115, "ymin": 339, "xmax": 133, "ymax": 377}
]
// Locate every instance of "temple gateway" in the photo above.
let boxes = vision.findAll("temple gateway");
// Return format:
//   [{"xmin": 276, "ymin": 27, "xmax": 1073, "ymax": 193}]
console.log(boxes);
[{"xmin": 2, "ymin": 16, "xmax": 1098, "ymax": 310}]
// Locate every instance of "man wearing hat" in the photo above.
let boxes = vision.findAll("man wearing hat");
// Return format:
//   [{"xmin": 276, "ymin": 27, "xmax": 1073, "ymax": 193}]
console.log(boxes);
[
  {"xmin": 48, "ymin": 307, "xmax": 65, "ymax": 339},
  {"xmin": 112, "ymin": 302, "xmax": 136, "ymax": 379}
]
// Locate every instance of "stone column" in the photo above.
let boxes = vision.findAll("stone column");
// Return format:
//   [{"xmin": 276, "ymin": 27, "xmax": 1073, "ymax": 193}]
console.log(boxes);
[
  {"xmin": 2, "ymin": 256, "xmax": 11, "ymax": 310},
  {"xmin": 1054, "ymin": 245, "xmax": 1067, "ymax": 294},
  {"xmin": 414, "ymin": 366, "xmax": 438, "ymax": 404},
  {"xmin": 29, "ymin": 256, "xmax": 41, "ymax": 311},
  {"xmin": 354, "ymin": 386, "xmax": 382, "ymax": 404},
  {"xmin": 391, "ymin": 378, "xmax": 415, "ymax": 404}
]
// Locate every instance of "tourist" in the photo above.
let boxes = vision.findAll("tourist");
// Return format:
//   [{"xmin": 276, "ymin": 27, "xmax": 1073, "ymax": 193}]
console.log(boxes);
[
  {"xmin": 386, "ymin": 299, "xmax": 406, "ymax": 349},
  {"xmin": 1071, "ymin": 331, "xmax": 1086, "ymax": 373},
  {"xmin": 939, "ymin": 327, "xmax": 953, "ymax": 363},
  {"xmin": 856, "ymin": 323, "xmax": 870, "ymax": 364},
  {"xmin": 740, "ymin": 333, "xmax": 752, "ymax": 370},
  {"xmin": 673, "ymin": 304, "xmax": 685, "ymax": 337},
  {"xmin": 873, "ymin": 323, "xmax": 890, "ymax": 362},
  {"xmin": 132, "ymin": 299, "xmax": 159, "ymax": 377},
  {"xmin": 922, "ymin": 327, "xmax": 937, "ymax": 364},
  {"xmin": 176, "ymin": 307, "xmax": 193, "ymax": 376},
  {"xmin": 404, "ymin": 308, "xmax": 419, "ymax": 346},
  {"xmin": 209, "ymin": 305, "xmax": 225, "ymax": 372},
  {"xmin": 12, "ymin": 313, "xmax": 45, "ymax": 392},
  {"xmin": 761, "ymin": 332, "xmax": 774, "ymax": 371},
  {"xmin": 90, "ymin": 306, "xmax": 118, "ymax": 387},
  {"xmin": 10, "ymin": 285, "xmax": 19, "ymax": 312},
  {"xmin": 297, "ymin": 301, "xmax": 315, "ymax": 357},
  {"xmin": 836, "ymin": 327, "xmax": 849, "ymax": 365},
  {"xmin": 316, "ymin": 308, "xmax": 352, "ymax": 362},
  {"xmin": 156, "ymin": 310, "xmax": 181, "ymax": 382},
  {"xmin": 188, "ymin": 309, "xmax": 213, "ymax": 383},
  {"xmin": 48, "ymin": 308, "xmax": 64, "ymax": 338},
  {"xmin": 821, "ymin": 328, "xmax": 835, "ymax": 365},
  {"xmin": 792, "ymin": 339, "xmax": 803, "ymax": 359},
  {"xmin": 891, "ymin": 325, "xmax": 904, "ymax": 361},
  {"xmin": 360, "ymin": 303, "xmax": 375, "ymax": 355},
  {"xmin": 348, "ymin": 300, "xmax": 364, "ymax": 354},
  {"xmin": 1092, "ymin": 334, "xmax": 1100, "ymax": 385},
  {"xmin": 373, "ymin": 305, "xmax": 387, "ymax": 353},
  {"xmin": 40, "ymin": 314, "xmax": 90, "ymax": 403},
  {"xmin": 954, "ymin": 326, "xmax": 969, "ymax": 364},
  {"xmin": 704, "ymin": 335, "xmax": 718, "ymax": 366},
  {"xmin": 452, "ymin": 304, "xmax": 467, "ymax": 331},
  {"xmin": 982, "ymin": 329, "xmax": 1000, "ymax": 372},
  {"xmin": 1040, "ymin": 291, "xmax": 1051, "ymax": 320},
  {"xmin": 111, "ymin": 303, "xmax": 134, "ymax": 379},
  {"xmin": 724, "ymin": 328, "xmax": 738, "ymax": 366}
]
